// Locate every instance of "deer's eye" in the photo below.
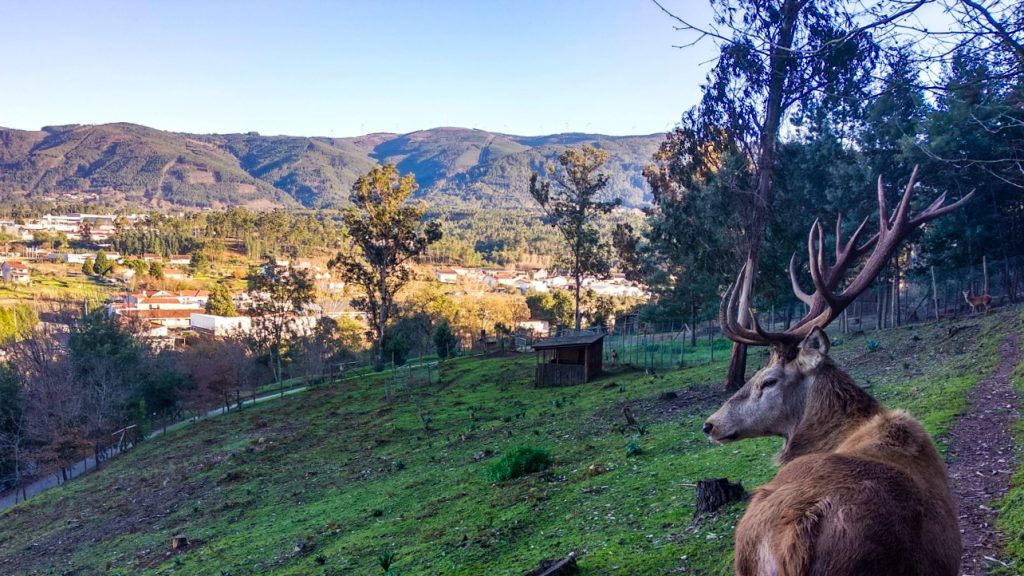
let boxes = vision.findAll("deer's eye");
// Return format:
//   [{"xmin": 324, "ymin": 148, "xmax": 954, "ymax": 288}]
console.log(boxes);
[{"xmin": 761, "ymin": 378, "xmax": 779, "ymax": 389}]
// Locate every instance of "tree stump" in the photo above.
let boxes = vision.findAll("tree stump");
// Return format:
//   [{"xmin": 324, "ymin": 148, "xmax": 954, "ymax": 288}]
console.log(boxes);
[
  {"xmin": 694, "ymin": 478, "xmax": 746, "ymax": 517},
  {"xmin": 622, "ymin": 405, "xmax": 636, "ymax": 426},
  {"xmin": 526, "ymin": 552, "xmax": 578, "ymax": 576},
  {"xmin": 171, "ymin": 534, "xmax": 189, "ymax": 551}
]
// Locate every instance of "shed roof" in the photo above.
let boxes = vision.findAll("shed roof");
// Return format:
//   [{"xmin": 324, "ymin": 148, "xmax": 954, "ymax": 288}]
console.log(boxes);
[{"xmin": 532, "ymin": 331, "xmax": 604, "ymax": 350}]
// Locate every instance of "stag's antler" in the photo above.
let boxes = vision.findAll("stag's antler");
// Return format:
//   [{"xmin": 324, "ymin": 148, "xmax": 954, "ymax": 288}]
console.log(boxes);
[{"xmin": 721, "ymin": 166, "xmax": 974, "ymax": 348}]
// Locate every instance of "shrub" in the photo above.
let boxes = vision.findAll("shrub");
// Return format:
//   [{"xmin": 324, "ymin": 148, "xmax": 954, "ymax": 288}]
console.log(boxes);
[
  {"xmin": 867, "ymin": 339, "xmax": 880, "ymax": 352},
  {"xmin": 626, "ymin": 438, "xmax": 643, "ymax": 457},
  {"xmin": 433, "ymin": 320, "xmax": 459, "ymax": 359},
  {"xmin": 486, "ymin": 446, "xmax": 553, "ymax": 482}
]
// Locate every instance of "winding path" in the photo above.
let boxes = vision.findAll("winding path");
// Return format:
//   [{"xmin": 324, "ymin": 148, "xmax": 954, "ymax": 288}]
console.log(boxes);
[{"xmin": 947, "ymin": 334, "xmax": 1020, "ymax": 576}]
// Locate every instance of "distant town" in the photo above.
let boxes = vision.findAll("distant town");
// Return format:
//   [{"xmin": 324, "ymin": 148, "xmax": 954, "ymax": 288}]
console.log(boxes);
[{"xmin": 0, "ymin": 212, "xmax": 648, "ymax": 349}]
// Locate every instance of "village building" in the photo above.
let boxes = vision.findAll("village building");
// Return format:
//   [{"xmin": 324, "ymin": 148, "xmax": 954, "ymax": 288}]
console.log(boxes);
[
  {"xmin": 163, "ymin": 268, "xmax": 188, "ymax": 281},
  {"xmin": 435, "ymin": 267, "xmax": 459, "ymax": 284},
  {"xmin": 53, "ymin": 252, "xmax": 97, "ymax": 265},
  {"xmin": 517, "ymin": 318, "xmax": 551, "ymax": 335},
  {"xmin": 168, "ymin": 255, "xmax": 192, "ymax": 266},
  {"xmin": 117, "ymin": 309, "xmax": 193, "ymax": 330},
  {"xmin": 1, "ymin": 260, "xmax": 31, "ymax": 284},
  {"xmin": 190, "ymin": 313, "xmax": 252, "ymax": 336}
]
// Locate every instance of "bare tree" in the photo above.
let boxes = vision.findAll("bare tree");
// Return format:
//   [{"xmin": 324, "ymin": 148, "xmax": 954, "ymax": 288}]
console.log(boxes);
[{"xmin": 9, "ymin": 323, "xmax": 88, "ymax": 483}]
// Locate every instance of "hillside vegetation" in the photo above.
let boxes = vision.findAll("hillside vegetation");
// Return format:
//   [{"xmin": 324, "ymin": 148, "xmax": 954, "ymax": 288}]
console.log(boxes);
[
  {"xmin": 0, "ymin": 309, "xmax": 1017, "ymax": 575},
  {"xmin": 0, "ymin": 124, "xmax": 660, "ymax": 209},
  {"xmin": 2, "ymin": 307, "xmax": 1015, "ymax": 569}
]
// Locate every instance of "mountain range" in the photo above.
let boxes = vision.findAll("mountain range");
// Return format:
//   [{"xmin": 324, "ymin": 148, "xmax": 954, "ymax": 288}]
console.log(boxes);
[{"xmin": 0, "ymin": 123, "xmax": 664, "ymax": 210}]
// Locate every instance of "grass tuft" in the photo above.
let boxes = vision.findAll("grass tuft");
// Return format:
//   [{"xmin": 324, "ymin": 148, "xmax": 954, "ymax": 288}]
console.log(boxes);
[{"xmin": 485, "ymin": 445, "xmax": 553, "ymax": 482}]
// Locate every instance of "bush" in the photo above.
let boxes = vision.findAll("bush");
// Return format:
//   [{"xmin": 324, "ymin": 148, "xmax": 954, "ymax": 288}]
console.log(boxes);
[
  {"xmin": 626, "ymin": 438, "xmax": 643, "ymax": 457},
  {"xmin": 433, "ymin": 320, "xmax": 459, "ymax": 359},
  {"xmin": 486, "ymin": 446, "xmax": 553, "ymax": 482}
]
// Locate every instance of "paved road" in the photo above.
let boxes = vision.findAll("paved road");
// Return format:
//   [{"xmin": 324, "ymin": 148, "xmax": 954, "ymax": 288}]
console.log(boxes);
[{"xmin": 0, "ymin": 384, "xmax": 308, "ymax": 511}]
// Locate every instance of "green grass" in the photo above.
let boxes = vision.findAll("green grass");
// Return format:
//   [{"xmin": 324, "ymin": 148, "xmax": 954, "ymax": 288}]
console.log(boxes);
[
  {"xmin": 0, "ymin": 309, "xmax": 1015, "ymax": 575},
  {"xmin": 0, "ymin": 273, "xmax": 113, "ymax": 304},
  {"xmin": 993, "ymin": 309, "xmax": 1024, "ymax": 575}
]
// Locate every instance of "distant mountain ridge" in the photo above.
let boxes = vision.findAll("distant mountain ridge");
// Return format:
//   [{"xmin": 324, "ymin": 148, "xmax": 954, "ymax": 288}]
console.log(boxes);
[{"xmin": 0, "ymin": 123, "xmax": 663, "ymax": 209}]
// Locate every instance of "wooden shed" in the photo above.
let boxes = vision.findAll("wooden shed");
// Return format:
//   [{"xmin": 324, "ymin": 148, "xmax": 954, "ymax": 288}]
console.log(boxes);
[{"xmin": 532, "ymin": 331, "xmax": 604, "ymax": 387}]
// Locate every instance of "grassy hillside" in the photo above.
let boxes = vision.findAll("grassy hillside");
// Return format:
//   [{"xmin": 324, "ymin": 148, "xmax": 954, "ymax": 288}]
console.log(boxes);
[
  {"xmin": 0, "ymin": 123, "xmax": 662, "ymax": 210},
  {"xmin": 0, "ymin": 309, "xmax": 1016, "ymax": 575}
]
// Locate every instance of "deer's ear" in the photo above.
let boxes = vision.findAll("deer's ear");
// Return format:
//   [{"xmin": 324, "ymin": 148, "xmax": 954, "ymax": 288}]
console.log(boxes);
[{"xmin": 797, "ymin": 327, "xmax": 830, "ymax": 370}]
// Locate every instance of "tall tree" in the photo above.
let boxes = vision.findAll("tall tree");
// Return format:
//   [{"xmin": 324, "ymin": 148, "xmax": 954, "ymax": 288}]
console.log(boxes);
[
  {"xmin": 654, "ymin": 0, "xmax": 908, "ymax": 389},
  {"xmin": 919, "ymin": 47, "xmax": 1024, "ymax": 280},
  {"xmin": 93, "ymin": 250, "xmax": 112, "ymax": 277},
  {"xmin": 329, "ymin": 164, "xmax": 441, "ymax": 370},
  {"xmin": 529, "ymin": 145, "xmax": 621, "ymax": 330},
  {"xmin": 642, "ymin": 132, "xmax": 746, "ymax": 339},
  {"xmin": 247, "ymin": 259, "xmax": 315, "ymax": 390}
]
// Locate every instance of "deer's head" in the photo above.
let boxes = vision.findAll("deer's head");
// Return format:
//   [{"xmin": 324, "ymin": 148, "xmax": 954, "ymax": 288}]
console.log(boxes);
[
  {"xmin": 704, "ymin": 167, "xmax": 972, "ymax": 444},
  {"xmin": 704, "ymin": 328, "xmax": 830, "ymax": 443}
]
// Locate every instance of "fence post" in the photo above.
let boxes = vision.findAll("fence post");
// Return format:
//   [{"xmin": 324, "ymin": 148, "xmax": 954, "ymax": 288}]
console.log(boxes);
[
  {"xmin": 983, "ymin": 255, "xmax": 989, "ymax": 295},
  {"xmin": 709, "ymin": 319, "xmax": 714, "ymax": 363},
  {"xmin": 931, "ymin": 266, "xmax": 939, "ymax": 321}
]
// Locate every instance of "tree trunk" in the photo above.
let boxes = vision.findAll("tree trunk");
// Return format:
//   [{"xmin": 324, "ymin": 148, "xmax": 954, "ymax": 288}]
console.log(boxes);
[
  {"xmin": 690, "ymin": 302, "xmax": 697, "ymax": 347},
  {"xmin": 725, "ymin": 341, "xmax": 748, "ymax": 391},
  {"xmin": 723, "ymin": 0, "xmax": 800, "ymax": 391},
  {"xmin": 574, "ymin": 272, "xmax": 582, "ymax": 330}
]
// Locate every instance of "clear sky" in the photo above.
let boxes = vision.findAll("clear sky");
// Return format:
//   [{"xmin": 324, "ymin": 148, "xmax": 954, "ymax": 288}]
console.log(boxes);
[{"xmin": 0, "ymin": 0, "xmax": 718, "ymax": 137}]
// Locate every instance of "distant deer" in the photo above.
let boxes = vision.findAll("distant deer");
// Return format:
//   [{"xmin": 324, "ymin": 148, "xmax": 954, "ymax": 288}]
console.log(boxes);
[
  {"xmin": 962, "ymin": 290, "xmax": 991, "ymax": 315},
  {"xmin": 703, "ymin": 167, "xmax": 971, "ymax": 576}
]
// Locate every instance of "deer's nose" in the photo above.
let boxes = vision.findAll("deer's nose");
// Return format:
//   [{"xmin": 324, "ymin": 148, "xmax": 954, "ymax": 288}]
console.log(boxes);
[{"xmin": 702, "ymin": 421, "xmax": 714, "ymax": 435}]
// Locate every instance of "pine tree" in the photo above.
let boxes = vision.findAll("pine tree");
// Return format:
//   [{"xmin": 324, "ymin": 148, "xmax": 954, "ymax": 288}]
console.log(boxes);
[
  {"xmin": 93, "ymin": 251, "xmax": 111, "ymax": 276},
  {"xmin": 205, "ymin": 282, "xmax": 237, "ymax": 317},
  {"xmin": 148, "ymin": 261, "xmax": 164, "ymax": 280}
]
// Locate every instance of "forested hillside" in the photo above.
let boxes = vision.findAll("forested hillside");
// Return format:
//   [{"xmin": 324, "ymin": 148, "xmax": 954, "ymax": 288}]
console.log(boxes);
[{"xmin": 0, "ymin": 124, "xmax": 660, "ymax": 209}]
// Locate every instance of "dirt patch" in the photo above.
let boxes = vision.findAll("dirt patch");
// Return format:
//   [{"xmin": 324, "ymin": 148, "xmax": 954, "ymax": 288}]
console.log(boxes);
[
  {"xmin": 624, "ymin": 383, "xmax": 729, "ymax": 424},
  {"xmin": 588, "ymin": 382, "xmax": 729, "ymax": 436},
  {"xmin": 946, "ymin": 334, "xmax": 1020, "ymax": 576}
]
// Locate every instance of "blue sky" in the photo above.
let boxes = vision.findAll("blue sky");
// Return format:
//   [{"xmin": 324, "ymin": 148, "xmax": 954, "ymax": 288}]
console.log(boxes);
[{"xmin": 0, "ymin": 1, "xmax": 717, "ymax": 137}]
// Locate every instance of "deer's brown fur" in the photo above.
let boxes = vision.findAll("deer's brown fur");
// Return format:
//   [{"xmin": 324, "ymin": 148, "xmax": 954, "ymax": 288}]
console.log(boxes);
[
  {"xmin": 720, "ymin": 338, "xmax": 958, "ymax": 575},
  {"xmin": 707, "ymin": 169, "xmax": 968, "ymax": 575},
  {"xmin": 963, "ymin": 290, "xmax": 991, "ymax": 315}
]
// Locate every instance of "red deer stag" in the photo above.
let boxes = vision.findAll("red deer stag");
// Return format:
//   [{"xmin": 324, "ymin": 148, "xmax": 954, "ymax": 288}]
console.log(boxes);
[
  {"xmin": 962, "ymin": 290, "xmax": 991, "ymax": 315},
  {"xmin": 703, "ymin": 167, "xmax": 972, "ymax": 576}
]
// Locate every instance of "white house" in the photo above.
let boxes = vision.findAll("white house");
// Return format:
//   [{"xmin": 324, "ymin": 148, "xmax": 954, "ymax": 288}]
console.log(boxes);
[
  {"xmin": 163, "ymin": 267, "xmax": 189, "ymax": 281},
  {"xmin": 190, "ymin": 313, "xmax": 253, "ymax": 336},
  {"xmin": 518, "ymin": 280, "xmax": 550, "ymax": 294},
  {"xmin": 56, "ymin": 252, "xmax": 97, "ymax": 265},
  {"xmin": 1, "ymin": 260, "xmax": 30, "ymax": 284},
  {"xmin": 546, "ymin": 275, "xmax": 570, "ymax": 288},
  {"xmin": 168, "ymin": 255, "xmax": 192, "ymax": 266},
  {"xmin": 435, "ymin": 267, "xmax": 458, "ymax": 284},
  {"xmin": 517, "ymin": 318, "xmax": 550, "ymax": 334}
]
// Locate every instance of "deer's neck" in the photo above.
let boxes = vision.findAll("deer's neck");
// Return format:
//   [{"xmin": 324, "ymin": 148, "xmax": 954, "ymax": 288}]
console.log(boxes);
[{"xmin": 779, "ymin": 365, "xmax": 881, "ymax": 464}]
